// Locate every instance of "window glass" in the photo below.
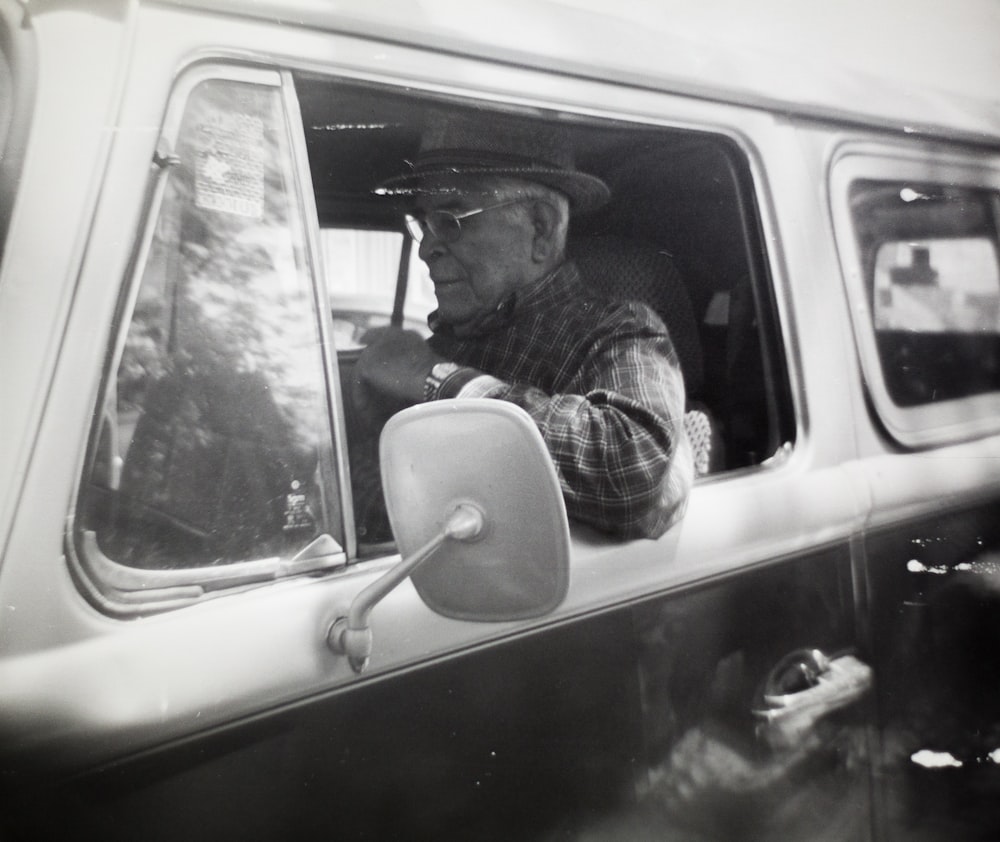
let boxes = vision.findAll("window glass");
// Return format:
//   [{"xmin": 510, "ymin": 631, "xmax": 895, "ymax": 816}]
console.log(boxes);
[
  {"xmin": 80, "ymin": 75, "xmax": 342, "ymax": 576},
  {"xmin": 850, "ymin": 180, "xmax": 1000, "ymax": 407}
]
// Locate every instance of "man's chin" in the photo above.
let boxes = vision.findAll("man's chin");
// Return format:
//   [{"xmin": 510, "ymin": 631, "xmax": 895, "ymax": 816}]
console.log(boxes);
[
  {"xmin": 437, "ymin": 309, "xmax": 475, "ymax": 326},
  {"xmin": 433, "ymin": 296, "xmax": 478, "ymax": 326}
]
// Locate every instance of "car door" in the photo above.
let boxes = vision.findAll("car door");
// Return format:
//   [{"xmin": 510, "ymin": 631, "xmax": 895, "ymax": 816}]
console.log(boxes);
[
  {"xmin": 832, "ymin": 144, "xmax": 1000, "ymax": 841},
  {"xmin": 1, "ymin": 6, "xmax": 874, "ymax": 841}
]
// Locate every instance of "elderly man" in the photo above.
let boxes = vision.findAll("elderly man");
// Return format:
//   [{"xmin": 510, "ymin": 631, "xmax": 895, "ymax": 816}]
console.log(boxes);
[{"xmin": 353, "ymin": 116, "xmax": 693, "ymax": 540}]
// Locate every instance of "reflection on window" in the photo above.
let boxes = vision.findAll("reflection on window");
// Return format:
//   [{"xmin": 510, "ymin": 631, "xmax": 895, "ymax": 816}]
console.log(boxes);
[
  {"xmin": 82, "ymin": 77, "xmax": 341, "ymax": 570},
  {"xmin": 850, "ymin": 179, "xmax": 1000, "ymax": 407},
  {"xmin": 873, "ymin": 239, "xmax": 1000, "ymax": 333}
]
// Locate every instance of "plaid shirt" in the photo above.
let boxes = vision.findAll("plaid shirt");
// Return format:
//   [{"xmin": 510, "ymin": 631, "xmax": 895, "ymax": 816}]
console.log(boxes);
[{"xmin": 429, "ymin": 261, "xmax": 692, "ymax": 539}]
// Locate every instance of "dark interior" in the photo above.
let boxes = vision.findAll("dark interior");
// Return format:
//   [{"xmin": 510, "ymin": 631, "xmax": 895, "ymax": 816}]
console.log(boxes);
[{"xmin": 296, "ymin": 72, "xmax": 793, "ymax": 472}]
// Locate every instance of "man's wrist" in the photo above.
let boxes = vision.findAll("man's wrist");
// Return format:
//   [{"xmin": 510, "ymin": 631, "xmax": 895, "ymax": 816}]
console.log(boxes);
[{"xmin": 424, "ymin": 362, "xmax": 481, "ymax": 401}]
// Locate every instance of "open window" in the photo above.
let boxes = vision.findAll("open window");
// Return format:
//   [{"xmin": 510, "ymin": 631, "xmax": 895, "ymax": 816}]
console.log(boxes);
[{"xmin": 296, "ymin": 74, "xmax": 793, "ymax": 552}]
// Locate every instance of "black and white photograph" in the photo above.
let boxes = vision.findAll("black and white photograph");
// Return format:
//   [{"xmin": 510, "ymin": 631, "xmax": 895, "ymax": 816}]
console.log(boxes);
[{"xmin": 0, "ymin": 1, "xmax": 998, "ymax": 839}]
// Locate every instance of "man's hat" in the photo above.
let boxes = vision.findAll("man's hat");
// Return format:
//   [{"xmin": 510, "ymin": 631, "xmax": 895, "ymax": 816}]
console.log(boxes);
[{"xmin": 377, "ymin": 111, "xmax": 610, "ymax": 213}]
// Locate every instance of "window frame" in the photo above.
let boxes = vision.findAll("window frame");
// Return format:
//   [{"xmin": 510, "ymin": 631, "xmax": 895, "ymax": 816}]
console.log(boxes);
[
  {"xmin": 831, "ymin": 142, "xmax": 1000, "ymax": 448},
  {"xmin": 300, "ymin": 71, "xmax": 796, "ymax": 475},
  {"xmin": 69, "ymin": 63, "xmax": 351, "ymax": 615},
  {"xmin": 299, "ymin": 77, "xmax": 802, "ymax": 568}
]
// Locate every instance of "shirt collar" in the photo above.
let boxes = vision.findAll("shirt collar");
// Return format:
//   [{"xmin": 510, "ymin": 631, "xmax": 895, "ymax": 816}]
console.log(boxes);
[{"xmin": 428, "ymin": 261, "xmax": 581, "ymax": 338}]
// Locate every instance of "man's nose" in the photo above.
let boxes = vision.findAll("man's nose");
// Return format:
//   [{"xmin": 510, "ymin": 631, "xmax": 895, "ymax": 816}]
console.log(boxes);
[{"xmin": 418, "ymin": 230, "xmax": 446, "ymax": 262}]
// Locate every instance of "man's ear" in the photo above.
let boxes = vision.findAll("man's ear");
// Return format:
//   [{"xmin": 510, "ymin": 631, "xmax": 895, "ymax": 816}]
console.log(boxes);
[{"xmin": 529, "ymin": 201, "xmax": 562, "ymax": 263}]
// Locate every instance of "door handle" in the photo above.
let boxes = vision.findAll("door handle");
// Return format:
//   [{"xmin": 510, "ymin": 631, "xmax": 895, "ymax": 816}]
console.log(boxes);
[{"xmin": 753, "ymin": 649, "xmax": 872, "ymax": 750}]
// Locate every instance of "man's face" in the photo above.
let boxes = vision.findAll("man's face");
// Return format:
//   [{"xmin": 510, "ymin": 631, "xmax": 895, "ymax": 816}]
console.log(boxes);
[{"xmin": 414, "ymin": 177, "xmax": 538, "ymax": 326}]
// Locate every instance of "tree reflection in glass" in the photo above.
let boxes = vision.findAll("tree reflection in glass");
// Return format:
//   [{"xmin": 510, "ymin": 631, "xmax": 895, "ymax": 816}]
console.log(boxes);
[{"xmin": 96, "ymin": 77, "xmax": 338, "ymax": 569}]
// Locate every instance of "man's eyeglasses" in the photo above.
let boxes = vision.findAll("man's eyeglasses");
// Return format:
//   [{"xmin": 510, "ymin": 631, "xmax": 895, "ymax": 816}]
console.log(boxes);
[{"xmin": 404, "ymin": 199, "xmax": 525, "ymax": 244}]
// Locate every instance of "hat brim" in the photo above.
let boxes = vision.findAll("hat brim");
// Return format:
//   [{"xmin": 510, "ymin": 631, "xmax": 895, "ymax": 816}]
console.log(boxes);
[{"xmin": 377, "ymin": 166, "xmax": 610, "ymax": 214}]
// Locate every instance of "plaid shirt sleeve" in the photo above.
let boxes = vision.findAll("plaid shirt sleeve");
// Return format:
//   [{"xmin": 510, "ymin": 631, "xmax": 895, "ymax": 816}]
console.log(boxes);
[{"xmin": 456, "ymin": 302, "xmax": 693, "ymax": 539}]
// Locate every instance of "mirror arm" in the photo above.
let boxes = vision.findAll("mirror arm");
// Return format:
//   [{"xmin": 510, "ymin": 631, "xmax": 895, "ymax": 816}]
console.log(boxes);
[{"xmin": 327, "ymin": 504, "xmax": 483, "ymax": 673}]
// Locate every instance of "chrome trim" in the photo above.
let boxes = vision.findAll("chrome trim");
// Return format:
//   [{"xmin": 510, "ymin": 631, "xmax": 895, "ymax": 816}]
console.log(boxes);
[
  {"xmin": 80, "ymin": 530, "xmax": 344, "ymax": 592},
  {"xmin": 281, "ymin": 69, "xmax": 358, "ymax": 560}
]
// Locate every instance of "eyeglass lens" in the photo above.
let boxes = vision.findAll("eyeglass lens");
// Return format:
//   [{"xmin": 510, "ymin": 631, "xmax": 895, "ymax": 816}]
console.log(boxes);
[
  {"xmin": 404, "ymin": 199, "xmax": 524, "ymax": 244},
  {"xmin": 404, "ymin": 211, "xmax": 461, "ymax": 244}
]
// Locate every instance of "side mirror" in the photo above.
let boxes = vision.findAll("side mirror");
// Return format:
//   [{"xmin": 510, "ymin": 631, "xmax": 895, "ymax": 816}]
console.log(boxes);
[{"xmin": 328, "ymin": 400, "xmax": 570, "ymax": 672}]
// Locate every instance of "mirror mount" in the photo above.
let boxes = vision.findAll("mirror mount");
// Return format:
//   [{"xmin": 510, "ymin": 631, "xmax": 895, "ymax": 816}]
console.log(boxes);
[
  {"xmin": 326, "ymin": 400, "xmax": 569, "ymax": 674},
  {"xmin": 327, "ymin": 503, "xmax": 485, "ymax": 673}
]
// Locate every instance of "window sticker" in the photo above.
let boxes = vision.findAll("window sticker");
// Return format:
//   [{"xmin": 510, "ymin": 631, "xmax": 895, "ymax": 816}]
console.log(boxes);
[{"xmin": 195, "ymin": 110, "xmax": 265, "ymax": 218}]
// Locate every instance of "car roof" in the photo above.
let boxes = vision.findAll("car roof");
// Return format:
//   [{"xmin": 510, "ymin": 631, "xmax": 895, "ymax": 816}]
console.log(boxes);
[{"xmin": 153, "ymin": 0, "xmax": 1000, "ymax": 145}]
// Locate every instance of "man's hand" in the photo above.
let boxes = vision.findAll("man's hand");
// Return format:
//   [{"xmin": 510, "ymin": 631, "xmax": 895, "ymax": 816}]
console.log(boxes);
[{"xmin": 352, "ymin": 327, "xmax": 447, "ymax": 418}]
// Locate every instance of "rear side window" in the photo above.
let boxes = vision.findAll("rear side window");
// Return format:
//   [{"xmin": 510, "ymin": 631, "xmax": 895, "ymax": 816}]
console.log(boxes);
[
  {"xmin": 854, "ymin": 181, "xmax": 1000, "ymax": 406},
  {"xmin": 74, "ymin": 68, "xmax": 345, "ymax": 612},
  {"xmin": 834, "ymin": 151, "xmax": 1000, "ymax": 446}
]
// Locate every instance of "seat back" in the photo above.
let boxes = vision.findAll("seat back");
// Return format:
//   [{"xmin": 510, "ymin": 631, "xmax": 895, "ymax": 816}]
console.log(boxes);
[
  {"xmin": 571, "ymin": 234, "xmax": 719, "ymax": 474},
  {"xmin": 570, "ymin": 234, "xmax": 703, "ymax": 396}
]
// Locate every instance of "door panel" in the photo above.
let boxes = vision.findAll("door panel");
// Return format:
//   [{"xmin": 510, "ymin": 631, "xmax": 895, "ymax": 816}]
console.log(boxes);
[
  {"xmin": 616, "ymin": 545, "xmax": 870, "ymax": 842},
  {"xmin": 5, "ymin": 611, "xmax": 641, "ymax": 842},
  {"xmin": 866, "ymin": 500, "xmax": 1000, "ymax": 841},
  {"xmin": 3, "ymin": 544, "xmax": 868, "ymax": 841}
]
